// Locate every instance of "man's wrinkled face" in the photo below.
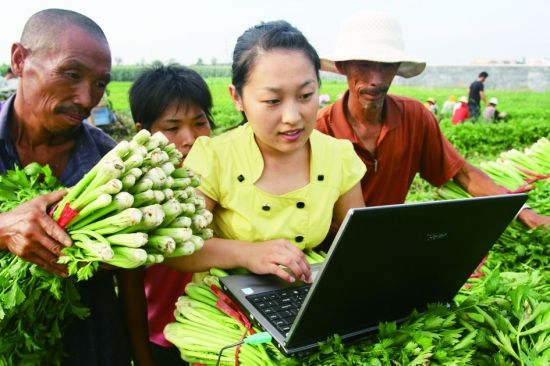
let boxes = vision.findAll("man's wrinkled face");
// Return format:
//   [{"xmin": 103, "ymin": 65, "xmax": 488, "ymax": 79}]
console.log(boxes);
[
  {"xmin": 17, "ymin": 25, "xmax": 111, "ymax": 135},
  {"xmin": 338, "ymin": 60, "xmax": 399, "ymax": 109}
]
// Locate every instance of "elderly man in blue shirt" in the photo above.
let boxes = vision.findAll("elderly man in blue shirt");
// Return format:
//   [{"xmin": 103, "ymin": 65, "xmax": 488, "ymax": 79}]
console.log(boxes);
[{"xmin": 0, "ymin": 8, "xmax": 131, "ymax": 366}]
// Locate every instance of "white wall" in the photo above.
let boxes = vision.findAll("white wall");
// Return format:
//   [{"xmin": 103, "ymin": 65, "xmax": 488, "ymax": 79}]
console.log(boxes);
[{"xmin": 322, "ymin": 66, "xmax": 550, "ymax": 91}]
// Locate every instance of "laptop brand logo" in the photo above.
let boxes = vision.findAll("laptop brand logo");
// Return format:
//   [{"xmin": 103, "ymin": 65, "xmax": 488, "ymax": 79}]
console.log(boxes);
[{"xmin": 426, "ymin": 232, "xmax": 448, "ymax": 241}]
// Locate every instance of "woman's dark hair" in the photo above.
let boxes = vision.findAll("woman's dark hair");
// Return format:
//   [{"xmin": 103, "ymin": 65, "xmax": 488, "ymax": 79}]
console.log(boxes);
[
  {"xmin": 231, "ymin": 20, "xmax": 321, "ymax": 98},
  {"xmin": 129, "ymin": 64, "xmax": 215, "ymax": 130}
]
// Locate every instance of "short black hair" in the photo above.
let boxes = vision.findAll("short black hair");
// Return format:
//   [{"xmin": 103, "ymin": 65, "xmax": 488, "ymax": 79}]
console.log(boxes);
[
  {"xmin": 21, "ymin": 8, "xmax": 108, "ymax": 53},
  {"xmin": 231, "ymin": 20, "xmax": 320, "ymax": 97},
  {"xmin": 479, "ymin": 71, "xmax": 489, "ymax": 78},
  {"xmin": 129, "ymin": 64, "xmax": 214, "ymax": 131}
]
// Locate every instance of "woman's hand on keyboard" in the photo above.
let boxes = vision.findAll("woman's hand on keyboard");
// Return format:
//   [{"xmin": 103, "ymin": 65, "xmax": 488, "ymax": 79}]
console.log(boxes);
[{"xmin": 241, "ymin": 239, "xmax": 313, "ymax": 283}]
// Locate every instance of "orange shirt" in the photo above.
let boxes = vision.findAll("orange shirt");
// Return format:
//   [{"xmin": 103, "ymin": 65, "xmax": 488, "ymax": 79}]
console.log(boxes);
[{"xmin": 316, "ymin": 92, "xmax": 465, "ymax": 206}]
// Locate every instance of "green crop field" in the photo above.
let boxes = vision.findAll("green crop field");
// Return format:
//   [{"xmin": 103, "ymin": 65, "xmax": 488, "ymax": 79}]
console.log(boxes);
[
  {"xmin": 107, "ymin": 77, "xmax": 353, "ymax": 129},
  {"xmin": 106, "ymin": 78, "xmax": 550, "ymax": 206},
  {"xmin": 107, "ymin": 77, "xmax": 550, "ymax": 128},
  {"xmin": 107, "ymin": 78, "xmax": 550, "ymax": 161}
]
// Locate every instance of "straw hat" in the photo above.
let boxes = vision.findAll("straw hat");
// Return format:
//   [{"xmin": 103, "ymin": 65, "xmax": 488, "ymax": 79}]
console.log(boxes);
[
  {"xmin": 489, "ymin": 97, "xmax": 498, "ymax": 105},
  {"xmin": 426, "ymin": 97, "xmax": 435, "ymax": 104},
  {"xmin": 459, "ymin": 96, "xmax": 468, "ymax": 103},
  {"xmin": 321, "ymin": 12, "xmax": 426, "ymax": 78}
]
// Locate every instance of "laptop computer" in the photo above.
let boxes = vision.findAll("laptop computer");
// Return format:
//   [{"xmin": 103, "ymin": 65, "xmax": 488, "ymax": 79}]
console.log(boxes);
[{"xmin": 220, "ymin": 193, "xmax": 527, "ymax": 356}]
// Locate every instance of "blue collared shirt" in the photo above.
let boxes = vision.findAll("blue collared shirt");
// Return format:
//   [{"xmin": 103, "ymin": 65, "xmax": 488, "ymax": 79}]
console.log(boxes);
[
  {"xmin": 0, "ymin": 95, "xmax": 116, "ymax": 186},
  {"xmin": 0, "ymin": 95, "xmax": 130, "ymax": 365}
]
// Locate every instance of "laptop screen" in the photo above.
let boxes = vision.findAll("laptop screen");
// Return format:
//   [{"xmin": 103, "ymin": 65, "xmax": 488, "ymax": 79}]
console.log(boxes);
[{"xmin": 221, "ymin": 194, "xmax": 527, "ymax": 355}]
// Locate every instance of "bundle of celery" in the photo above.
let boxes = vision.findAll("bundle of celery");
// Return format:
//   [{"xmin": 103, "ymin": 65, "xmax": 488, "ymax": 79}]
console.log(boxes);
[
  {"xmin": 165, "ymin": 271, "xmax": 282, "ymax": 365},
  {"xmin": 480, "ymin": 137, "xmax": 549, "ymax": 195},
  {"xmin": 438, "ymin": 136, "xmax": 550, "ymax": 215},
  {"xmin": 0, "ymin": 163, "xmax": 88, "ymax": 366},
  {"xmin": 438, "ymin": 137, "xmax": 549, "ymax": 275},
  {"xmin": 51, "ymin": 130, "xmax": 213, "ymax": 280},
  {"xmin": 165, "ymin": 251, "xmax": 326, "ymax": 365}
]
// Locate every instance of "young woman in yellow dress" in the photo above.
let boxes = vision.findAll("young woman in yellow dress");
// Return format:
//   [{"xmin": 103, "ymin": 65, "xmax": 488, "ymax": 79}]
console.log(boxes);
[{"xmin": 167, "ymin": 20, "xmax": 366, "ymax": 283}]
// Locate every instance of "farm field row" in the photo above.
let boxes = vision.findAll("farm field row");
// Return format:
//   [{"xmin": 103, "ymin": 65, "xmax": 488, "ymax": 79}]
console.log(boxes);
[
  {"xmin": 107, "ymin": 78, "xmax": 550, "ymax": 203},
  {"xmin": 107, "ymin": 77, "xmax": 550, "ymax": 128},
  {"xmin": 107, "ymin": 78, "xmax": 550, "ymax": 167}
]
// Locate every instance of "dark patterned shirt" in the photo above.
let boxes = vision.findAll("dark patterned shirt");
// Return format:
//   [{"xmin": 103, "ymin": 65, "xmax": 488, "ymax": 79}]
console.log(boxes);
[{"xmin": 0, "ymin": 95, "xmax": 131, "ymax": 366}]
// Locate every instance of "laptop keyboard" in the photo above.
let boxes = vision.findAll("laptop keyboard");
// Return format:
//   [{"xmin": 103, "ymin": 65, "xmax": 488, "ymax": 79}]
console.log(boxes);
[{"xmin": 246, "ymin": 284, "xmax": 310, "ymax": 334}]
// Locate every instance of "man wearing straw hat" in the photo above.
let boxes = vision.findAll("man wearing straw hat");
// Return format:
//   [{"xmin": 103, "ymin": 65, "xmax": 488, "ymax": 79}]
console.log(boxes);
[{"xmin": 316, "ymin": 11, "xmax": 549, "ymax": 229}]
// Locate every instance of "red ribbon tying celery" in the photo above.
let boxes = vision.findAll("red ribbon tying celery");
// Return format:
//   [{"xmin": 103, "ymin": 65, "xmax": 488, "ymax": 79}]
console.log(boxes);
[
  {"xmin": 211, "ymin": 285, "xmax": 254, "ymax": 332},
  {"xmin": 233, "ymin": 328, "xmax": 251, "ymax": 366},
  {"xmin": 211, "ymin": 285, "xmax": 255, "ymax": 366},
  {"xmin": 514, "ymin": 166, "xmax": 550, "ymax": 181},
  {"xmin": 469, "ymin": 255, "xmax": 488, "ymax": 279},
  {"xmin": 506, "ymin": 184, "xmax": 534, "ymax": 194},
  {"xmin": 53, "ymin": 203, "xmax": 79, "ymax": 229},
  {"xmin": 500, "ymin": 167, "xmax": 550, "ymax": 194}
]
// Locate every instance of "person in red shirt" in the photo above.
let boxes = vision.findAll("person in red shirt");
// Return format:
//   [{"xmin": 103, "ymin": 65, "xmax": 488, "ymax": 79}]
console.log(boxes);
[
  {"xmin": 120, "ymin": 65, "xmax": 215, "ymax": 366},
  {"xmin": 316, "ymin": 11, "xmax": 549, "ymax": 229},
  {"xmin": 451, "ymin": 96, "xmax": 469, "ymax": 124}
]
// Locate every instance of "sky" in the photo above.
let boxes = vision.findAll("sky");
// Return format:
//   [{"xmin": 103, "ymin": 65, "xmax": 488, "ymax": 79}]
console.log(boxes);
[{"xmin": 1, "ymin": 0, "xmax": 549, "ymax": 67}]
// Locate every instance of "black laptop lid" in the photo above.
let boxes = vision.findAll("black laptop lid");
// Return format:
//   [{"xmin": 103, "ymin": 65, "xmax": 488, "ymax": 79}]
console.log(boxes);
[{"xmin": 286, "ymin": 194, "xmax": 527, "ymax": 348}]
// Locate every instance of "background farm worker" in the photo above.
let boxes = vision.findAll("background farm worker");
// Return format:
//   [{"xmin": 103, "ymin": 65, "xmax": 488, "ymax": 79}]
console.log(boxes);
[
  {"xmin": 468, "ymin": 71, "xmax": 489, "ymax": 121},
  {"xmin": 423, "ymin": 97, "xmax": 438, "ymax": 115},
  {"xmin": 440, "ymin": 95, "xmax": 456, "ymax": 116},
  {"xmin": 165, "ymin": 20, "xmax": 365, "ymax": 285},
  {"xmin": 319, "ymin": 93, "xmax": 331, "ymax": 108},
  {"xmin": 0, "ymin": 8, "xmax": 132, "ymax": 365},
  {"xmin": 121, "ymin": 64, "xmax": 215, "ymax": 366},
  {"xmin": 452, "ymin": 96, "xmax": 469, "ymax": 124},
  {"xmin": 483, "ymin": 97, "xmax": 498, "ymax": 122},
  {"xmin": 316, "ymin": 11, "xmax": 550, "ymax": 229},
  {"xmin": 453, "ymin": 95, "xmax": 466, "ymax": 115},
  {"xmin": 85, "ymin": 95, "xmax": 117, "ymax": 127},
  {"xmin": 483, "ymin": 97, "xmax": 507, "ymax": 122},
  {"xmin": 0, "ymin": 67, "xmax": 19, "ymax": 100}
]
